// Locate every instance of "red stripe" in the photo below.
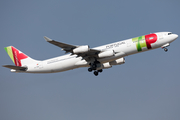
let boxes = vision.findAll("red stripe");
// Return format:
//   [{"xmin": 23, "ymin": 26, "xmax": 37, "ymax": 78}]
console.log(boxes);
[
  {"xmin": 145, "ymin": 33, "xmax": 157, "ymax": 49},
  {"xmin": 11, "ymin": 47, "xmax": 28, "ymax": 66}
]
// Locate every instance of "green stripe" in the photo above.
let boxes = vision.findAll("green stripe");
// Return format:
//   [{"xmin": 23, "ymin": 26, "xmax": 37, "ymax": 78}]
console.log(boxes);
[
  {"xmin": 132, "ymin": 35, "xmax": 147, "ymax": 52},
  {"xmin": 132, "ymin": 36, "xmax": 142, "ymax": 51},
  {"xmin": 4, "ymin": 47, "xmax": 8, "ymax": 53},
  {"xmin": 4, "ymin": 46, "xmax": 15, "ymax": 63},
  {"xmin": 139, "ymin": 36, "xmax": 146, "ymax": 48}
]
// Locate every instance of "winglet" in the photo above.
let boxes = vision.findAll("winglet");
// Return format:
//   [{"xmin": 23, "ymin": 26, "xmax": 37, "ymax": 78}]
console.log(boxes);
[{"xmin": 44, "ymin": 36, "xmax": 52, "ymax": 42}]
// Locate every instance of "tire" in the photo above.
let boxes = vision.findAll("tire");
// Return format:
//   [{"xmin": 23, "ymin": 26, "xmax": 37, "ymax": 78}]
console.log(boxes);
[
  {"xmin": 88, "ymin": 68, "xmax": 93, "ymax": 72},
  {"xmin": 164, "ymin": 48, "xmax": 168, "ymax": 52},
  {"xmin": 94, "ymin": 71, "xmax": 98, "ymax": 76},
  {"xmin": 98, "ymin": 69, "xmax": 103, "ymax": 73}
]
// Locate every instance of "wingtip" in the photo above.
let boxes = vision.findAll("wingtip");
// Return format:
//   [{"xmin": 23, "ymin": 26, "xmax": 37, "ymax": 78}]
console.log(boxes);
[{"xmin": 44, "ymin": 36, "xmax": 52, "ymax": 42}]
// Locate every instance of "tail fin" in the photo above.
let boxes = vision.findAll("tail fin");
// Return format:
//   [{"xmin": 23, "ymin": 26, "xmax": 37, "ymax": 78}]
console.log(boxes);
[{"xmin": 4, "ymin": 46, "xmax": 38, "ymax": 67}]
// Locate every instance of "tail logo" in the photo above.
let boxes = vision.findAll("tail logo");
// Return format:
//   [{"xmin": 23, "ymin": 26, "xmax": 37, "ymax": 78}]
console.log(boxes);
[{"xmin": 4, "ymin": 46, "xmax": 28, "ymax": 66}]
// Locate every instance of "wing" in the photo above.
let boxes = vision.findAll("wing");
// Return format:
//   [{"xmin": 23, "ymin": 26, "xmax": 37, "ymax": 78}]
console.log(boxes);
[
  {"xmin": 44, "ymin": 36, "xmax": 77, "ymax": 53},
  {"xmin": 44, "ymin": 36, "xmax": 101, "ymax": 58}
]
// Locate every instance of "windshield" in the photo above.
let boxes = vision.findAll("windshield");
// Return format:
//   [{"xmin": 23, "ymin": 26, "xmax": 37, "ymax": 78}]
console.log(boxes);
[{"xmin": 168, "ymin": 32, "xmax": 172, "ymax": 35}]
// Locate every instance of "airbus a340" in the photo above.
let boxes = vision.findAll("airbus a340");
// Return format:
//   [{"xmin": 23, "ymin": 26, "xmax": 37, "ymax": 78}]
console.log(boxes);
[{"xmin": 3, "ymin": 32, "xmax": 178, "ymax": 76}]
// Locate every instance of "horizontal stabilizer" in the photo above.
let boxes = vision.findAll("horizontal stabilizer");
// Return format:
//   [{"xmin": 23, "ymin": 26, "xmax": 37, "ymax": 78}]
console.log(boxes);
[{"xmin": 3, "ymin": 65, "xmax": 27, "ymax": 70}]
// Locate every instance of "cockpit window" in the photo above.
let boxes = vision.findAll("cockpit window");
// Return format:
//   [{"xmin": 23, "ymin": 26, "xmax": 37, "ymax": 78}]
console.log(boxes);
[{"xmin": 168, "ymin": 32, "xmax": 172, "ymax": 35}]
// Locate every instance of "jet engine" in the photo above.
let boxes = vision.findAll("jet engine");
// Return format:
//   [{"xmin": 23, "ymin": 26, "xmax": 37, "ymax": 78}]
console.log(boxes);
[
  {"xmin": 109, "ymin": 57, "xmax": 125, "ymax": 65},
  {"xmin": 96, "ymin": 62, "xmax": 112, "ymax": 70},
  {"xmin": 98, "ymin": 50, "xmax": 115, "ymax": 58},
  {"xmin": 73, "ymin": 45, "xmax": 89, "ymax": 54}
]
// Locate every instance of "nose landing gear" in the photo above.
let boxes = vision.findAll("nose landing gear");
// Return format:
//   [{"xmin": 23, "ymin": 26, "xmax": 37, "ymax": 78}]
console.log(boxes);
[
  {"xmin": 161, "ymin": 43, "xmax": 170, "ymax": 52},
  {"xmin": 163, "ymin": 47, "xmax": 168, "ymax": 52}
]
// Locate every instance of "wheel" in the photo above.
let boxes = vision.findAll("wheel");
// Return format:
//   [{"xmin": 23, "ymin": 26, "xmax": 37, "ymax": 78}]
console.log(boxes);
[
  {"xmin": 164, "ymin": 48, "xmax": 168, "ymax": 52},
  {"xmin": 88, "ymin": 68, "xmax": 93, "ymax": 72},
  {"xmin": 98, "ymin": 69, "xmax": 103, "ymax": 73},
  {"xmin": 94, "ymin": 71, "xmax": 98, "ymax": 76}
]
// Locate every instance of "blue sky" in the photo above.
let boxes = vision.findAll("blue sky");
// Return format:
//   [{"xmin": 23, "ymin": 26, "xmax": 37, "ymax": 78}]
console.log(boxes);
[{"xmin": 1, "ymin": 0, "xmax": 180, "ymax": 120}]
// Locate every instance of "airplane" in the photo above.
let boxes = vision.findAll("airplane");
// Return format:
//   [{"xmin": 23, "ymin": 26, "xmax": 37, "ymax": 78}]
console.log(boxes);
[{"xmin": 3, "ymin": 32, "xmax": 178, "ymax": 76}]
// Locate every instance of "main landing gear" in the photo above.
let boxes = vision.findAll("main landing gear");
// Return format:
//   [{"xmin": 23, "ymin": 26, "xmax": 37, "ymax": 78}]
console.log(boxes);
[
  {"xmin": 88, "ymin": 61, "xmax": 103, "ymax": 76},
  {"xmin": 92, "ymin": 69, "xmax": 103, "ymax": 76}
]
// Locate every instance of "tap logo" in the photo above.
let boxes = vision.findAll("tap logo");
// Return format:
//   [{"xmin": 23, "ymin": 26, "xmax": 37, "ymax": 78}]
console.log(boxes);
[
  {"xmin": 132, "ymin": 33, "xmax": 157, "ymax": 52},
  {"xmin": 4, "ymin": 46, "xmax": 28, "ymax": 66}
]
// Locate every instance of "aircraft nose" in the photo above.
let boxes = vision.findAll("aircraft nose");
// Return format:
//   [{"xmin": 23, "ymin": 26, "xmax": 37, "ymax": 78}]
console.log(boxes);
[
  {"xmin": 175, "ymin": 34, "xmax": 178, "ymax": 39},
  {"xmin": 172, "ymin": 34, "xmax": 178, "ymax": 40}
]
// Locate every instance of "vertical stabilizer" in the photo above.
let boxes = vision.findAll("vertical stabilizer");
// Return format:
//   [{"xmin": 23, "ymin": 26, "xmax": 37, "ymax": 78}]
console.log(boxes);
[{"xmin": 4, "ymin": 46, "xmax": 39, "ymax": 66}]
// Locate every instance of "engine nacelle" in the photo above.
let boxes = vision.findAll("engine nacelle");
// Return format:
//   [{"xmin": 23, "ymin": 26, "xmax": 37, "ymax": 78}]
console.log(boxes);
[
  {"xmin": 98, "ymin": 50, "xmax": 115, "ymax": 58},
  {"xmin": 73, "ymin": 45, "xmax": 89, "ymax": 54},
  {"xmin": 109, "ymin": 57, "xmax": 125, "ymax": 65},
  {"xmin": 96, "ymin": 62, "xmax": 112, "ymax": 70}
]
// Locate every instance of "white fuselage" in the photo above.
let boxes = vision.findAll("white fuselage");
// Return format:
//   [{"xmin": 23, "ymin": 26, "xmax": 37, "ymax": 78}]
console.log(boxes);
[{"xmin": 22, "ymin": 32, "xmax": 178, "ymax": 73}]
